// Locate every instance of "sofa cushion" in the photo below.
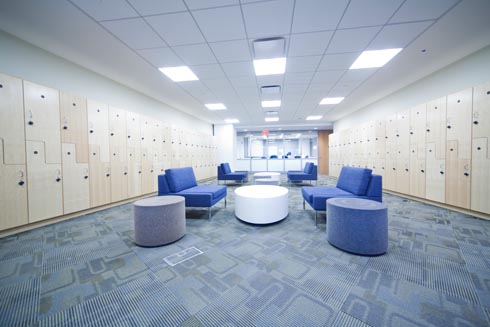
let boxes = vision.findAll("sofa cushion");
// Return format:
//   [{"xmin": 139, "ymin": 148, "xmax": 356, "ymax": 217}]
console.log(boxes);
[
  {"xmin": 303, "ymin": 162, "xmax": 314, "ymax": 174},
  {"xmin": 302, "ymin": 186, "xmax": 352, "ymax": 204},
  {"xmin": 165, "ymin": 167, "xmax": 197, "ymax": 193},
  {"xmin": 221, "ymin": 163, "xmax": 232, "ymax": 174},
  {"xmin": 180, "ymin": 185, "xmax": 227, "ymax": 199},
  {"xmin": 336, "ymin": 167, "xmax": 372, "ymax": 196}
]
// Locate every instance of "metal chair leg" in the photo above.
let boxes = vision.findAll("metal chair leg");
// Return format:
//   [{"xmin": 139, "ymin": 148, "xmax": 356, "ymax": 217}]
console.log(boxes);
[
  {"xmin": 208, "ymin": 207, "xmax": 211, "ymax": 220},
  {"xmin": 224, "ymin": 197, "xmax": 227, "ymax": 208},
  {"xmin": 315, "ymin": 211, "xmax": 318, "ymax": 227},
  {"xmin": 303, "ymin": 200, "xmax": 305, "ymax": 210}
]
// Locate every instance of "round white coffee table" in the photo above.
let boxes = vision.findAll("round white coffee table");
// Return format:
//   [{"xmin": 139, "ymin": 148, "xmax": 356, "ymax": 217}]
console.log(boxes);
[
  {"xmin": 234, "ymin": 185, "xmax": 288, "ymax": 224},
  {"xmin": 253, "ymin": 172, "xmax": 281, "ymax": 185}
]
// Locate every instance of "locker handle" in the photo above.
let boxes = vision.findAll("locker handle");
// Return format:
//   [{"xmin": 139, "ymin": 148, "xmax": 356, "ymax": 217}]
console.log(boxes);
[
  {"xmin": 28, "ymin": 121, "xmax": 34, "ymax": 126},
  {"xmin": 18, "ymin": 180, "xmax": 25, "ymax": 186},
  {"xmin": 56, "ymin": 177, "xmax": 61, "ymax": 182},
  {"xmin": 392, "ymin": 168, "xmax": 396, "ymax": 171},
  {"xmin": 464, "ymin": 172, "xmax": 469, "ymax": 177},
  {"xmin": 420, "ymin": 170, "xmax": 424, "ymax": 173},
  {"xmin": 440, "ymin": 171, "xmax": 444, "ymax": 175},
  {"xmin": 426, "ymin": 129, "xmax": 430, "ymax": 132},
  {"xmin": 84, "ymin": 176, "xmax": 88, "ymax": 179},
  {"xmin": 447, "ymin": 125, "xmax": 451, "ymax": 129},
  {"xmin": 110, "ymin": 133, "xmax": 114, "ymax": 136},
  {"xmin": 409, "ymin": 132, "xmax": 413, "ymax": 135},
  {"xmin": 477, "ymin": 147, "xmax": 481, "ymax": 151},
  {"xmin": 124, "ymin": 172, "xmax": 127, "ymax": 175},
  {"xmin": 473, "ymin": 121, "xmax": 478, "ymax": 125},
  {"xmin": 90, "ymin": 130, "xmax": 94, "ymax": 133},
  {"xmin": 405, "ymin": 168, "xmax": 408, "ymax": 172},
  {"xmin": 106, "ymin": 174, "xmax": 110, "ymax": 177},
  {"xmin": 63, "ymin": 126, "xmax": 68, "ymax": 130},
  {"xmin": 138, "ymin": 171, "xmax": 142, "ymax": 174},
  {"xmin": 128, "ymin": 135, "xmax": 131, "ymax": 138}
]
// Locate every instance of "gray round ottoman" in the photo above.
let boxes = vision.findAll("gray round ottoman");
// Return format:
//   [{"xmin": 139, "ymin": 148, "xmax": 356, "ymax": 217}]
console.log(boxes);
[
  {"xmin": 134, "ymin": 196, "xmax": 185, "ymax": 247},
  {"xmin": 327, "ymin": 198, "xmax": 388, "ymax": 256}
]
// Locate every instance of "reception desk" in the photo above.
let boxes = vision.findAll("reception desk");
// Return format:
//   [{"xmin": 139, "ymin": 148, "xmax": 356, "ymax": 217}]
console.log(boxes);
[{"xmin": 235, "ymin": 158, "xmax": 317, "ymax": 172}]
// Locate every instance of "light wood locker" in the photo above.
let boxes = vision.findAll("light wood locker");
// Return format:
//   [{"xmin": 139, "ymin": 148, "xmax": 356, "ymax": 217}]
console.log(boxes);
[
  {"xmin": 395, "ymin": 111, "xmax": 410, "ymax": 194},
  {"xmin": 23, "ymin": 81, "xmax": 61, "ymax": 164},
  {"xmin": 446, "ymin": 140, "xmax": 471, "ymax": 209},
  {"xmin": 472, "ymin": 82, "xmax": 490, "ymax": 139},
  {"xmin": 127, "ymin": 112, "xmax": 142, "ymax": 197},
  {"xmin": 60, "ymin": 92, "xmax": 88, "ymax": 163},
  {"xmin": 87, "ymin": 100, "xmax": 111, "ymax": 207},
  {"xmin": 426, "ymin": 97, "xmax": 446, "ymax": 159},
  {"xmin": 140, "ymin": 116, "xmax": 154, "ymax": 194},
  {"xmin": 409, "ymin": 104, "xmax": 427, "ymax": 198},
  {"xmin": 61, "ymin": 143, "xmax": 89, "ymax": 214},
  {"xmin": 26, "ymin": 141, "xmax": 63, "ymax": 222},
  {"xmin": 109, "ymin": 107, "xmax": 128, "ymax": 202},
  {"xmin": 426, "ymin": 142, "xmax": 445, "ymax": 203},
  {"xmin": 471, "ymin": 138, "xmax": 490, "ymax": 214},
  {"xmin": 0, "ymin": 142, "xmax": 28, "ymax": 230},
  {"xmin": 0, "ymin": 73, "xmax": 28, "ymax": 230},
  {"xmin": 0, "ymin": 73, "xmax": 26, "ymax": 165},
  {"xmin": 384, "ymin": 115, "xmax": 397, "ymax": 191},
  {"xmin": 445, "ymin": 88, "xmax": 472, "ymax": 209}
]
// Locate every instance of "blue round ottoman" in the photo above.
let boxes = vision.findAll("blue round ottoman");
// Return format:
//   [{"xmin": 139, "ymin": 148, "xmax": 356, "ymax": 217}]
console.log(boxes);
[{"xmin": 327, "ymin": 198, "xmax": 387, "ymax": 256}]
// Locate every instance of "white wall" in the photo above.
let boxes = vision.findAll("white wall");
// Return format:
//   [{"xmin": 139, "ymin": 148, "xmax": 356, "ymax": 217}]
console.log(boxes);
[
  {"xmin": 0, "ymin": 30, "xmax": 211, "ymax": 134},
  {"xmin": 214, "ymin": 124, "xmax": 235, "ymax": 166},
  {"xmin": 334, "ymin": 45, "xmax": 490, "ymax": 131}
]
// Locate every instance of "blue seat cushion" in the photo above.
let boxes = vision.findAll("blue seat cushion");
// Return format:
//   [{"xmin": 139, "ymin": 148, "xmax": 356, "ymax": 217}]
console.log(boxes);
[
  {"xmin": 336, "ymin": 167, "xmax": 372, "ymax": 196},
  {"xmin": 179, "ymin": 185, "xmax": 226, "ymax": 199},
  {"xmin": 165, "ymin": 167, "xmax": 197, "ymax": 193},
  {"xmin": 302, "ymin": 186, "xmax": 355, "ymax": 211},
  {"xmin": 177, "ymin": 185, "xmax": 227, "ymax": 207}
]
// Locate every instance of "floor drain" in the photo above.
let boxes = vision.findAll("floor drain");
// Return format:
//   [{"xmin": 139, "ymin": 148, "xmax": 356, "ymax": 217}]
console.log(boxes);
[{"xmin": 163, "ymin": 246, "xmax": 203, "ymax": 266}]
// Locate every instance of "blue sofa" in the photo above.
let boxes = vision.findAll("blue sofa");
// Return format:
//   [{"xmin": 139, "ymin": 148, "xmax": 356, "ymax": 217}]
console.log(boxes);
[
  {"xmin": 287, "ymin": 162, "xmax": 318, "ymax": 185},
  {"xmin": 302, "ymin": 166, "xmax": 382, "ymax": 226},
  {"xmin": 158, "ymin": 167, "xmax": 227, "ymax": 219},
  {"xmin": 217, "ymin": 163, "xmax": 248, "ymax": 184}
]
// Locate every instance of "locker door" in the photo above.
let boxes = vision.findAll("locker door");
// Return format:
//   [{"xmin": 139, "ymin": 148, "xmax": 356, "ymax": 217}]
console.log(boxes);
[
  {"xmin": 446, "ymin": 140, "xmax": 471, "ymax": 208},
  {"xmin": 0, "ymin": 73, "xmax": 28, "ymax": 230},
  {"xmin": 127, "ymin": 112, "xmax": 142, "ymax": 197},
  {"xmin": 426, "ymin": 97, "xmax": 446, "ymax": 160},
  {"xmin": 395, "ymin": 111, "xmax": 410, "ymax": 194},
  {"xmin": 24, "ymin": 81, "xmax": 61, "ymax": 164},
  {"xmin": 409, "ymin": 104, "xmax": 426, "ymax": 198},
  {"xmin": 87, "ymin": 100, "xmax": 111, "ymax": 207},
  {"xmin": 445, "ymin": 88, "xmax": 472, "ymax": 209},
  {"xmin": 471, "ymin": 138, "xmax": 490, "ymax": 214},
  {"xmin": 61, "ymin": 143, "xmax": 89, "ymax": 214},
  {"xmin": 426, "ymin": 142, "xmax": 445, "ymax": 203},
  {"xmin": 60, "ymin": 92, "xmax": 88, "ymax": 163},
  {"xmin": 140, "ymin": 116, "xmax": 154, "ymax": 194},
  {"xmin": 109, "ymin": 107, "xmax": 128, "ymax": 202},
  {"xmin": 0, "ymin": 73, "xmax": 26, "ymax": 165},
  {"xmin": 26, "ymin": 141, "xmax": 63, "ymax": 222},
  {"xmin": 384, "ymin": 115, "xmax": 397, "ymax": 191},
  {"xmin": 472, "ymin": 81, "xmax": 490, "ymax": 139}
]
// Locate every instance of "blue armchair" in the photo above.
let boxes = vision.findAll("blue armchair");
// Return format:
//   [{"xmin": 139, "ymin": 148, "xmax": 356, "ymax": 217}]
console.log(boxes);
[
  {"xmin": 302, "ymin": 166, "xmax": 382, "ymax": 226},
  {"xmin": 287, "ymin": 162, "xmax": 318, "ymax": 185},
  {"xmin": 217, "ymin": 163, "xmax": 248, "ymax": 184},
  {"xmin": 158, "ymin": 167, "xmax": 227, "ymax": 219}
]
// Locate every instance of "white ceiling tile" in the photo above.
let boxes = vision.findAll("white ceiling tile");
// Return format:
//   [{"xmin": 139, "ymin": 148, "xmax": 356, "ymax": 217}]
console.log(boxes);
[
  {"xmin": 292, "ymin": 0, "xmax": 349, "ymax": 33},
  {"xmin": 326, "ymin": 26, "xmax": 381, "ymax": 53},
  {"xmin": 179, "ymin": 81, "xmax": 209, "ymax": 93},
  {"xmin": 192, "ymin": 6, "xmax": 246, "ymax": 42},
  {"xmin": 341, "ymin": 68, "xmax": 377, "ymax": 81},
  {"xmin": 307, "ymin": 83, "xmax": 333, "ymax": 94},
  {"xmin": 202, "ymin": 78, "xmax": 230, "ymax": 89},
  {"xmin": 229, "ymin": 76, "xmax": 257, "ymax": 88},
  {"xmin": 146, "ymin": 12, "xmax": 204, "ymax": 46},
  {"xmin": 390, "ymin": 0, "xmax": 460, "ymax": 23},
  {"xmin": 189, "ymin": 64, "xmax": 226, "ymax": 79},
  {"xmin": 173, "ymin": 43, "xmax": 217, "ymax": 65},
  {"xmin": 339, "ymin": 0, "xmax": 404, "ymax": 29},
  {"xmin": 102, "ymin": 18, "xmax": 166, "ymax": 49},
  {"xmin": 368, "ymin": 21, "xmax": 433, "ymax": 50},
  {"xmin": 138, "ymin": 47, "xmax": 184, "ymax": 67},
  {"xmin": 311, "ymin": 70, "xmax": 345, "ymax": 84},
  {"xmin": 288, "ymin": 31, "xmax": 333, "ymax": 56},
  {"xmin": 221, "ymin": 61, "xmax": 254, "ymax": 77},
  {"xmin": 256, "ymin": 75, "xmax": 283, "ymax": 87},
  {"xmin": 284, "ymin": 72, "xmax": 314, "ymax": 85},
  {"xmin": 283, "ymin": 84, "xmax": 309, "ymax": 95},
  {"xmin": 318, "ymin": 52, "xmax": 360, "ymax": 70},
  {"xmin": 127, "ymin": 0, "xmax": 186, "ymax": 15},
  {"xmin": 235, "ymin": 87, "xmax": 260, "ymax": 98},
  {"xmin": 242, "ymin": 0, "xmax": 295, "ymax": 38},
  {"xmin": 185, "ymin": 0, "xmax": 239, "ymax": 10},
  {"xmin": 286, "ymin": 56, "xmax": 322, "ymax": 73},
  {"xmin": 209, "ymin": 39, "xmax": 251, "ymax": 62},
  {"xmin": 70, "ymin": 0, "xmax": 138, "ymax": 21}
]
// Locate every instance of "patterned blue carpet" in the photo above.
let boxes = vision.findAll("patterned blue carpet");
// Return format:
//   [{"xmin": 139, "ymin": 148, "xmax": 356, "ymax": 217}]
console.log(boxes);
[{"xmin": 1, "ymin": 175, "xmax": 489, "ymax": 327}]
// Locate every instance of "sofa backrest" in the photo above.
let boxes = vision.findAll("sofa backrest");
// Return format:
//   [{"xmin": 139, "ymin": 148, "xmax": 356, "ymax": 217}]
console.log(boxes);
[
  {"xmin": 165, "ymin": 167, "xmax": 198, "ymax": 192},
  {"xmin": 157, "ymin": 174, "xmax": 171, "ymax": 195},
  {"xmin": 221, "ymin": 163, "xmax": 231, "ymax": 174},
  {"xmin": 303, "ymin": 162, "xmax": 314, "ymax": 174},
  {"xmin": 365, "ymin": 174, "xmax": 382, "ymax": 199},
  {"xmin": 336, "ymin": 166, "xmax": 372, "ymax": 195}
]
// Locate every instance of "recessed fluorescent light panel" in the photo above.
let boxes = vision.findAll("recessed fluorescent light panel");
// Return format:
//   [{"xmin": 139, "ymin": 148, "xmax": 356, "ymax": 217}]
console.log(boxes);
[
  {"xmin": 261, "ymin": 100, "xmax": 281, "ymax": 108},
  {"xmin": 253, "ymin": 58, "xmax": 286, "ymax": 76},
  {"xmin": 224, "ymin": 119, "xmax": 239, "ymax": 124},
  {"xmin": 205, "ymin": 103, "xmax": 226, "ymax": 110},
  {"xmin": 265, "ymin": 117, "xmax": 279, "ymax": 122},
  {"xmin": 350, "ymin": 48, "xmax": 402, "ymax": 69},
  {"xmin": 319, "ymin": 97, "xmax": 344, "ymax": 105},
  {"xmin": 158, "ymin": 66, "xmax": 198, "ymax": 82},
  {"xmin": 253, "ymin": 38, "xmax": 285, "ymax": 59},
  {"xmin": 261, "ymin": 85, "xmax": 281, "ymax": 95},
  {"xmin": 306, "ymin": 115, "xmax": 322, "ymax": 120}
]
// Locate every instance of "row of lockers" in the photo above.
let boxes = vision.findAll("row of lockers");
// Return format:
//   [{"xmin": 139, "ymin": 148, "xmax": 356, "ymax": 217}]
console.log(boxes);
[
  {"xmin": 329, "ymin": 81, "xmax": 490, "ymax": 215},
  {"xmin": 0, "ymin": 72, "xmax": 218, "ymax": 231}
]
